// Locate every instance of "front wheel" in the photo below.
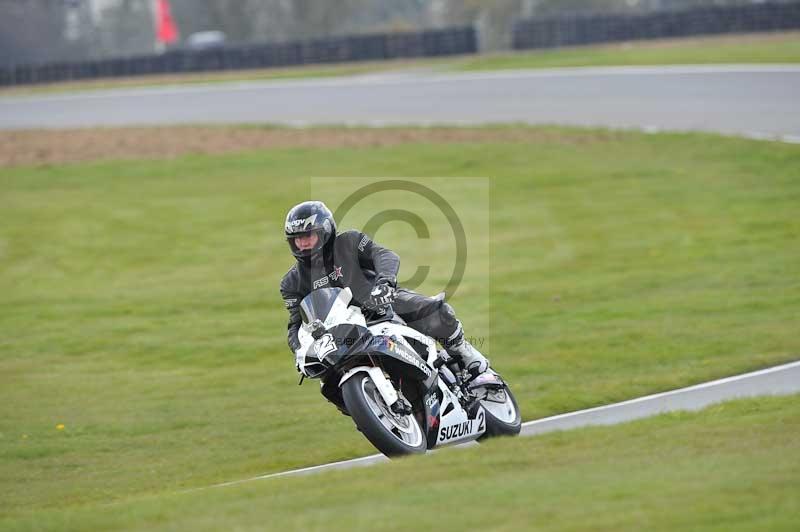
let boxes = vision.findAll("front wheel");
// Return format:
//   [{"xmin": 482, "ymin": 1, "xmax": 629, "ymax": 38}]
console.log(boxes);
[
  {"xmin": 478, "ymin": 384, "xmax": 522, "ymax": 439},
  {"xmin": 341, "ymin": 373, "xmax": 427, "ymax": 457}
]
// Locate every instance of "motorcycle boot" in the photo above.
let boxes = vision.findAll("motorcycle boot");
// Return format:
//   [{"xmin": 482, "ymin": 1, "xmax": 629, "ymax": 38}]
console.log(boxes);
[{"xmin": 444, "ymin": 322, "xmax": 490, "ymax": 382}]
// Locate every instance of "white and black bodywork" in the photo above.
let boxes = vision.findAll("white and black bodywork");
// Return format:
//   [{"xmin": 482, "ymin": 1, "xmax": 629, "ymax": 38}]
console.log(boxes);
[{"xmin": 296, "ymin": 287, "xmax": 521, "ymax": 456}]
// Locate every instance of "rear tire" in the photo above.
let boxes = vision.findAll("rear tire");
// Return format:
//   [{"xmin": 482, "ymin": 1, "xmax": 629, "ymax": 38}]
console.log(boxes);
[
  {"xmin": 478, "ymin": 384, "xmax": 522, "ymax": 439},
  {"xmin": 342, "ymin": 373, "xmax": 427, "ymax": 457}
]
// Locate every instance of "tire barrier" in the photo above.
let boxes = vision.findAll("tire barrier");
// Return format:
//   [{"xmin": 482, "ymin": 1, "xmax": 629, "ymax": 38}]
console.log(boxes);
[
  {"xmin": 513, "ymin": 1, "xmax": 800, "ymax": 50},
  {"xmin": 0, "ymin": 26, "xmax": 477, "ymax": 87}
]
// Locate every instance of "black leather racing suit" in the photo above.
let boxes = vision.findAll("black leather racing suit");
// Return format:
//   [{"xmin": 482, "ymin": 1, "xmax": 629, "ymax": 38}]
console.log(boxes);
[{"xmin": 279, "ymin": 230, "xmax": 460, "ymax": 354}]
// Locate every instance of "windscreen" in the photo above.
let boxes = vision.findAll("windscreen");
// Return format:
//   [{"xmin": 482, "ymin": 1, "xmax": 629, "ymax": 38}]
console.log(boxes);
[{"xmin": 299, "ymin": 287, "xmax": 344, "ymax": 324}]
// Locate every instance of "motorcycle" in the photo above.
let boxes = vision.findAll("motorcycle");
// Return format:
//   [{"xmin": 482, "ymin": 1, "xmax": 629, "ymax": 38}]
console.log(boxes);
[{"xmin": 296, "ymin": 286, "xmax": 521, "ymax": 457}]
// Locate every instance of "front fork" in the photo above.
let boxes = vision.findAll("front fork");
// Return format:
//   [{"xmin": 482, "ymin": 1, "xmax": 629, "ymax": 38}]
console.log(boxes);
[{"xmin": 339, "ymin": 366, "xmax": 399, "ymax": 406}]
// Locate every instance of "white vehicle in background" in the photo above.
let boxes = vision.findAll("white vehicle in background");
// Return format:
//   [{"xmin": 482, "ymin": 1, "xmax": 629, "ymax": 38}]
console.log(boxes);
[
  {"xmin": 296, "ymin": 287, "xmax": 521, "ymax": 457},
  {"xmin": 185, "ymin": 31, "xmax": 227, "ymax": 51}
]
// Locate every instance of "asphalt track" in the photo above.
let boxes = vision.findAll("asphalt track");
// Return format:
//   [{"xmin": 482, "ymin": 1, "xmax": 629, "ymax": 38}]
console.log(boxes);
[
  {"xmin": 210, "ymin": 360, "xmax": 800, "ymax": 489},
  {"xmin": 1, "ymin": 65, "xmax": 799, "ymax": 140}
]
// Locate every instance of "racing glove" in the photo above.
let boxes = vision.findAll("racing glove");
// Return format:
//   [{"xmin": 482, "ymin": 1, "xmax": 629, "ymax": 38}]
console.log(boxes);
[{"xmin": 365, "ymin": 278, "xmax": 396, "ymax": 310}]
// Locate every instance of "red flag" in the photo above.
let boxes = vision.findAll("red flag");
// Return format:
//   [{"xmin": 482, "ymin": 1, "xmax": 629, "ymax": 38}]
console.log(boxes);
[{"xmin": 155, "ymin": 0, "xmax": 179, "ymax": 45}]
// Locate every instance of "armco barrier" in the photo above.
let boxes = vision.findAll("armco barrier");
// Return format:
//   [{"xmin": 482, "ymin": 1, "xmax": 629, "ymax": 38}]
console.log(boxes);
[
  {"xmin": 0, "ymin": 26, "xmax": 476, "ymax": 87},
  {"xmin": 513, "ymin": 1, "xmax": 800, "ymax": 49}
]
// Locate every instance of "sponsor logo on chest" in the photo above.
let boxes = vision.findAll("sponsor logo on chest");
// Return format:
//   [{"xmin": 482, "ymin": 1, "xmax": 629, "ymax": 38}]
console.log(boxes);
[{"xmin": 313, "ymin": 265, "xmax": 344, "ymax": 289}]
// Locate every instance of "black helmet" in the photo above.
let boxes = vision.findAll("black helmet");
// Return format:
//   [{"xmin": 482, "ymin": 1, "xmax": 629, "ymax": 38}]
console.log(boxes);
[{"xmin": 285, "ymin": 201, "xmax": 337, "ymax": 260}]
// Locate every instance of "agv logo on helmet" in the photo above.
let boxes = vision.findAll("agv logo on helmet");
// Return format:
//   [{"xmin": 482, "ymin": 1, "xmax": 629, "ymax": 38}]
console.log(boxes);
[{"xmin": 286, "ymin": 214, "xmax": 319, "ymax": 233}]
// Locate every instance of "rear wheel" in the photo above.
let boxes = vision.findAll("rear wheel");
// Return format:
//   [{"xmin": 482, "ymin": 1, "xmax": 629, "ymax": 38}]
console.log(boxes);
[
  {"xmin": 478, "ymin": 384, "xmax": 521, "ymax": 439},
  {"xmin": 341, "ymin": 373, "xmax": 427, "ymax": 457}
]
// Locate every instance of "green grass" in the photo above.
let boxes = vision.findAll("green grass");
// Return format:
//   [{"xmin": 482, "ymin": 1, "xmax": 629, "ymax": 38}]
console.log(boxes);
[
  {"xmin": 457, "ymin": 31, "xmax": 800, "ymax": 71},
  {"xmin": 1, "ymin": 126, "xmax": 799, "ymax": 526},
  {"xmin": 3, "ymin": 394, "xmax": 799, "ymax": 531},
  {"xmin": 3, "ymin": 31, "xmax": 798, "ymax": 96}
]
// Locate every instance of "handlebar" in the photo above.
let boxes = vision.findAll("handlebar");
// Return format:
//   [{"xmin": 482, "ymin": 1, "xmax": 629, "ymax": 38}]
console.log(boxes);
[{"xmin": 363, "ymin": 304, "xmax": 396, "ymax": 326}]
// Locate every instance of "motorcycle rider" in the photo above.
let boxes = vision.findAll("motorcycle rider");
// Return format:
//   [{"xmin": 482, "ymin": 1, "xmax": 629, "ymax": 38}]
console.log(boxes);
[{"xmin": 280, "ymin": 200, "xmax": 491, "ymax": 381}]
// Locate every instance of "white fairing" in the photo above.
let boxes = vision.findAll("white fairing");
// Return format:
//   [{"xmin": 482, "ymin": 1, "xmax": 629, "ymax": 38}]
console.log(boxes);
[
  {"xmin": 369, "ymin": 321, "xmax": 486, "ymax": 446},
  {"xmin": 368, "ymin": 322, "xmax": 439, "ymax": 365},
  {"xmin": 436, "ymin": 387, "xmax": 486, "ymax": 445},
  {"xmin": 297, "ymin": 287, "xmax": 366, "ymax": 373},
  {"xmin": 299, "ymin": 287, "xmax": 488, "ymax": 448}
]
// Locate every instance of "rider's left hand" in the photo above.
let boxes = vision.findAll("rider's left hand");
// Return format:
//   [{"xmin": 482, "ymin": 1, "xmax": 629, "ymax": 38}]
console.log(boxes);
[{"xmin": 366, "ymin": 279, "xmax": 396, "ymax": 310}]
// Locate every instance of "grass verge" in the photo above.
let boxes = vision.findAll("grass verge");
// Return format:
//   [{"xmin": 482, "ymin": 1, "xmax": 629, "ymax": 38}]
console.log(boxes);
[
  {"xmin": 457, "ymin": 31, "xmax": 800, "ymax": 71},
  {"xmin": 3, "ymin": 394, "xmax": 798, "ymax": 531},
  {"xmin": 0, "ymin": 60, "xmax": 437, "ymax": 97}
]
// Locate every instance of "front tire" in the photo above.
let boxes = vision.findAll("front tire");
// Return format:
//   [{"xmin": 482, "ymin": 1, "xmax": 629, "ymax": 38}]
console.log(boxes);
[
  {"xmin": 341, "ymin": 373, "xmax": 427, "ymax": 457},
  {"xmin": 478, "ymin": 384, "xmax": 522, "ymax": 439}
]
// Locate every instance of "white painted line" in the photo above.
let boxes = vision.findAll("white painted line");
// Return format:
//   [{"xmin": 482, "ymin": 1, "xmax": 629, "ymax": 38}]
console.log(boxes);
[
  {"xmin": 201, "ymin": 359, "xmax": 800, "ymax": 490},
  {"xmin": 521, "ymin": 359, "xmax": 800, "ymax": 436},
  {"xmin": 3, "ymin": 64, "xmax": 799, "ymax": 104},
  {"xmin": 287, "ymin": 124, "xmax": 800, "ymax": 145},
  {"xmin": 634, "ymin": 127, "xmax": 800, "ymax": 145},
  {"xmin": 741, "ymin": 131, "xmax": 800, "ymax": 144},
  {"xmin": 208, "ymin": 453, "xmax": 389, "ymax": 489}
]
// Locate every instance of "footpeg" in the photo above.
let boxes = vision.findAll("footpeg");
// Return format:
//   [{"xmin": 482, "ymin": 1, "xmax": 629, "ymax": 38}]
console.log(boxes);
[{"xmin": 432, "ymin": 350, "xmax": 453, "ymax": 369}]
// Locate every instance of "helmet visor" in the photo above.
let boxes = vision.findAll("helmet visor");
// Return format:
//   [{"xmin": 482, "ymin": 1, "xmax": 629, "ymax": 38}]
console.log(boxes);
[
  {"xmin": 292, "ymin": 231, "xmax": 320, "ymax": 250},
  {"xmin": 287, "ymin": 229, "xmax": 326, "ymax": 257}
]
